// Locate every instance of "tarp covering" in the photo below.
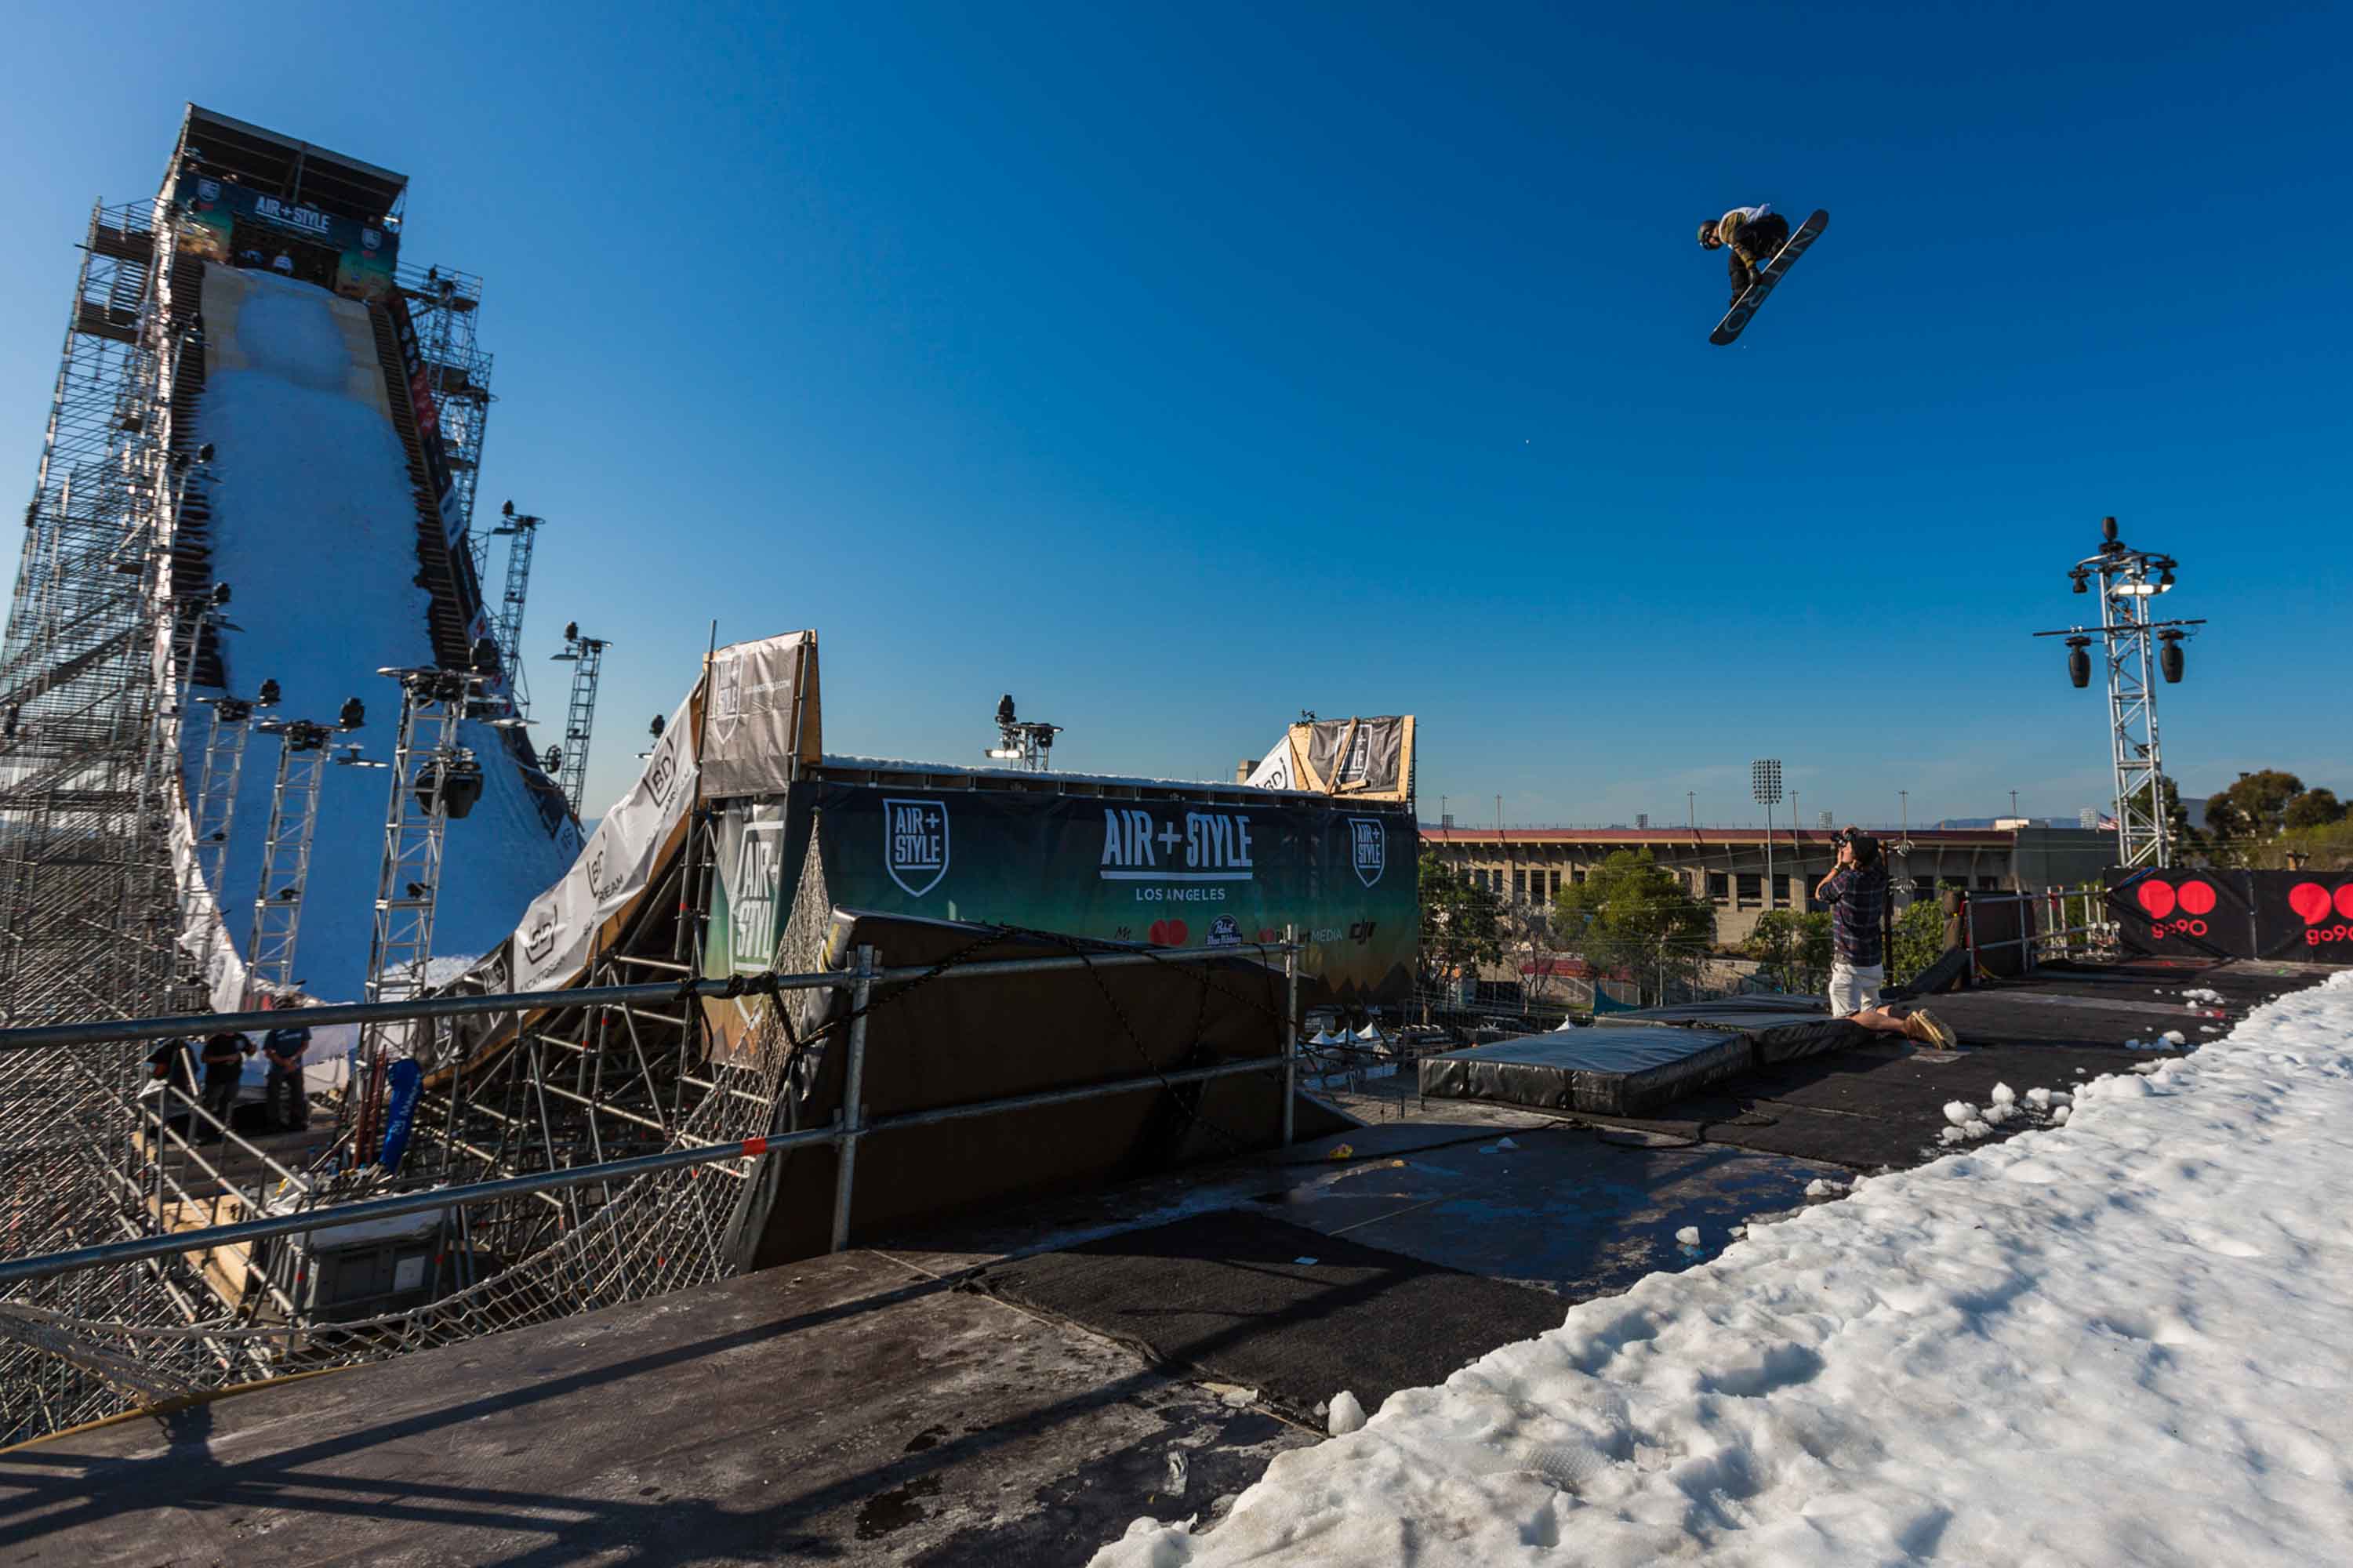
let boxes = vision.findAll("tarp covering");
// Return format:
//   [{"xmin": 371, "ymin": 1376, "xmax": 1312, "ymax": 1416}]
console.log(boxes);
[
  {"xmin": 722, "ymin": 909, "xmax": 1293, "ymax": 1269},
  {"xmin": 1418, "ymin": 1027, "xmax": 1754, "ymax": 1116},
  {"xmin": 700, "ymin": 631, "xmax": 820, "ymax": 800},
  {"xmin": 509, "ymin": 684, "xmax": 702, "ymax": 993},
  {"xmin": 1245, "ymin": 716, "xmax": 1414, "ymax": 803},
  {"xmin": 1602, "ymin": 1001, "xmax": 1867, "ymax": 1066}
]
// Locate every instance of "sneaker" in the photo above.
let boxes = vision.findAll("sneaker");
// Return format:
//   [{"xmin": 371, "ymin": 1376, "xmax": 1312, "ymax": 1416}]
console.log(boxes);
[{"xmin": 1905, "ymin": 1009, "xmax": 1958, "ymax": 1051}]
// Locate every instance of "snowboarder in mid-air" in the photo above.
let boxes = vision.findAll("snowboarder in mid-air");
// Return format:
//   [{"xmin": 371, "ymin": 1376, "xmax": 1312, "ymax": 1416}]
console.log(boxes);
[
  {"xmin": 1698, "ymin": 203, "xmax": 1829, "ymax": 345},
  {"xmin": 1698, "ymin": 205, "xmax": 1790, "ymax": 308}
]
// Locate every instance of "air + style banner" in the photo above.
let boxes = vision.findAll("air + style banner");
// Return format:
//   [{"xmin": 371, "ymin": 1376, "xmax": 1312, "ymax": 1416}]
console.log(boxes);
[
  {"xmin": 706, "ymin": 783, "xmax": 1418, "ymax": 1003},
  {"xmin": 168, "ymin": 171, "xmax": 398, "ymax": 300}
]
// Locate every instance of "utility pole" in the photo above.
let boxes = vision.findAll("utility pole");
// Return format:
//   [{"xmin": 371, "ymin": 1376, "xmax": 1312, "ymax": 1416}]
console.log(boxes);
[{"xmin": 2034, "ymin": 517, "xmax": 2203, "ymax": 868}]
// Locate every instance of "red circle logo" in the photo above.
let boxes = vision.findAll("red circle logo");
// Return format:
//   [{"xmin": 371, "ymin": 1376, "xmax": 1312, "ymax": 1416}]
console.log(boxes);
[
  {"xmin": 2337, "ymin": 884, "xmax": 2353, "ymax": 920},
  {"xmin": 2177, "ymin": 880, "xmax": 2217, "ymax": 916},
  {"xmin": 2288, "ymin": 883, "xmax": 2332, "ymax": 925},
  {"xmin": 1147, "ymin": 919, "xmax": 1189, "ymax": 948},
  {"xmin": 2137, "ymin": 881, "xmax": 2177, "ymax": 919}
]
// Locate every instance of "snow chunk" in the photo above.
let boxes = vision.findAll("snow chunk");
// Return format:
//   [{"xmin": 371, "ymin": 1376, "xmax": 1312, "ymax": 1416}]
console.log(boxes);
[
  {"xmin": 1990, "ymin": 1082, "xmax": 2017, "ymax": 1105},
  {"xmin": 2051, "ymin": 1104, "xmax": 2072, "ymax": 1124},
  {"xmin": 1675, "ymin": 1225, "xmax": 1702, "ymax": 1247},
  {"xmin": 1943, "ymin": 1101, "xmax": 1977, "ymax": 1127},
  {"xmin": 2162, "ymin": 1029, "xmax": 2188, "ymax": 1046},
  {"xmin": 2025, "ymin": 1087, "xmax": 2053, "ymax": 1109},
  {"xmin": 1963, "ymin": 1119, "xmax": 1992, "ymax": 1138},
  {"xmin": 1326, "ymin": 1391, "xmax": 1366, "ymax": 1436},
  {"xmin": 1804, "ymin": 1178, "xmax": 1848, "ymax": 1199},
  {"xmin": 1939, "ymin": 1126, "xmax": 1969, "ymax": 1145}
]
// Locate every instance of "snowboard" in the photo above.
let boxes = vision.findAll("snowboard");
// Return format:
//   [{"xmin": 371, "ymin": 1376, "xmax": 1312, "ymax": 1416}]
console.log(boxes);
[{"xmin": 1709, "ymin": 209, "xmax": 1828, "ymax": 345}]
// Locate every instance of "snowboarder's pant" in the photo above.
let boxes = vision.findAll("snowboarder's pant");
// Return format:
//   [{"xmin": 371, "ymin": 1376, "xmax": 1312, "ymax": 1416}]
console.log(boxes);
[{"xmin": 1728, "ymin": 212, "xmax": 1791, "ymax": 299}]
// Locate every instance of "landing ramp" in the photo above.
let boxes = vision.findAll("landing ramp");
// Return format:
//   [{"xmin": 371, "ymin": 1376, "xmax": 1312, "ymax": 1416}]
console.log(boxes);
[{"xmin": 1419, "ymin": 1026, "xmax": 1752, "ymax": 1116}]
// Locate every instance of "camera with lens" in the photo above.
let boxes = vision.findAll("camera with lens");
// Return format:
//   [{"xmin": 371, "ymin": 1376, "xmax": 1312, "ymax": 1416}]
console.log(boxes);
[{"xmin": 1832, "ymin": 826, "xmax": 1881, "ymax": 865}]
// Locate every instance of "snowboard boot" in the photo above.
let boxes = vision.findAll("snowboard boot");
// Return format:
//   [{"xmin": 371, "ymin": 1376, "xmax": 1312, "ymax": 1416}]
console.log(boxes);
[{"xmin": 1902, "ymin": 1008, "xmax": 1957, "ymax": 1051}]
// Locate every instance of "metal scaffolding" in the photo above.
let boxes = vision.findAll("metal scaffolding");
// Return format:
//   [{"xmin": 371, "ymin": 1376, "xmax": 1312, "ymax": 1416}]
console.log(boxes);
[
  {"xmin": 0, "ymin": 116, "xmax": 567, "ymax": 1452},
  {"xmin": 548, "ymin": 623, "xmax": 607, "ymax": 817},
  {"xmin": 486, "ymin": 503, "xmax": 539, "ymax": 716},
  {"xmin": 178, "ymin": 694, "xmax": 253, "ymax": 989},
  {"xmin": 2038, "ymin": 517, "xmax": 2204, "ymax": 869}
]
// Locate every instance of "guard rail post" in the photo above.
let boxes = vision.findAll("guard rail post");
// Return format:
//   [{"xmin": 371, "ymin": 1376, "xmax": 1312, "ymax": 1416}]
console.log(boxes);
[
  {"xmin": 828, "ymin": 944, "xmax": 877, "ymax": 1254},
  {"xmin": 1281, "ymin": 925, "xmax": 1299, "ymax": 1145}
]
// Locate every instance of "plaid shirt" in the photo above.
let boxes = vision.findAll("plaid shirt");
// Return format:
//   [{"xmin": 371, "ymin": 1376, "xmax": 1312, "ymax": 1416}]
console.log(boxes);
[{"xmin": 1822, "ymin": 862, "xmax": 1887, "ymax": 968}]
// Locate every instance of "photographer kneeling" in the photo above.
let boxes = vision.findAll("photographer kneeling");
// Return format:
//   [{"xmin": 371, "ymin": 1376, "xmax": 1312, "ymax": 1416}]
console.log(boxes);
[{"xmin": 1815, "ymin": 829, "xmax": 1957, "ymax": 1049}]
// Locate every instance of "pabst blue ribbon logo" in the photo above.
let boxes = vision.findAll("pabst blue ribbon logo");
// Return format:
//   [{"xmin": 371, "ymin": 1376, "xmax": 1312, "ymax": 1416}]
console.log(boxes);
[
  {"xmin": 1347, "ymin": 817, "xmax": 1385, "ymax": 887},
  {"xmin": 884, "ymin": 798, "xmax": 950, "ymax": 897},
  {"xmin": 197, "ymin": 178, "xmax": 220, "ymax": 203}
]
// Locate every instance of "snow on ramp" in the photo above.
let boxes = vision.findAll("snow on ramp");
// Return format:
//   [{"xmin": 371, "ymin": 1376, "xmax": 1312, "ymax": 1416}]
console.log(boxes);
[
  {"xmin": 1095, "ymin": 972, "xmax": 2353, "ymax": 1568},
  {"xmin": 183, "ymin": 263, "xmax": 574, "ymax": 1007}
]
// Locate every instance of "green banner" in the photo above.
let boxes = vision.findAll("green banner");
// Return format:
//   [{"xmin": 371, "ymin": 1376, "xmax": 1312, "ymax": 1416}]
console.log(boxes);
[
  {"xmin": 168, "ymin": 171, "xmax": 399, "ymax": 301},
  {"xmin": 706, "ymin": 782, "xmax": 1418, "ymax": 1004}
]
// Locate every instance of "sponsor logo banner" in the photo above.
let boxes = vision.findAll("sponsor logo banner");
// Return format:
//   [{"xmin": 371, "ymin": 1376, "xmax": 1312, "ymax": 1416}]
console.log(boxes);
[{"xmin": 756, "ymin": 783, "xmax": 1418, "ymax": 1002}]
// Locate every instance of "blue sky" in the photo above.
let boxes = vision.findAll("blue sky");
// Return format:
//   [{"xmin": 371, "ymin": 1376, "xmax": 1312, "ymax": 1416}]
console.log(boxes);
[{"xmin": 1, "ymin": 2, "xmax": 2344, "ymax": 828}]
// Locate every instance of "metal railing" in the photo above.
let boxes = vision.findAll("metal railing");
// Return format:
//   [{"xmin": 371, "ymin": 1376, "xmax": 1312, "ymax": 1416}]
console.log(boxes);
[
  {"xmin": 0, "ymin": 935, "xmax": 1303, "ymax": 1290},
  {"xmin": 1959, "ymin": 885, "xmax": 2114, "ymax": 975}
]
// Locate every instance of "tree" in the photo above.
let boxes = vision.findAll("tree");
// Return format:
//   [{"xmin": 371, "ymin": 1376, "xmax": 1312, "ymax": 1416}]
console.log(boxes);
[
  {"xmin": 1550, "ymin": 850, "xmax": 1716, "ymax": 1001},
  {"xmin": 2209, "ymin": 770, "xmax": 2304, "ymax": 840},
  {"xmin": 1745, "ymin": 909, "xmax": 1832, "ymax": 994},
  {"xmin": 2284, "ymin": 787, "xmax": 2347, "ymax": 832},
  {"xmin": 1418, "ymin": 850, "xmax": 1502, "ymax": 992},
  {"xmin": 1887, "ymin": 899, "xmax": 1950, "ymax": 987},
  {"xmin": 2160, "ymin": 777, "xmax": 2212, "ymax": 861}
]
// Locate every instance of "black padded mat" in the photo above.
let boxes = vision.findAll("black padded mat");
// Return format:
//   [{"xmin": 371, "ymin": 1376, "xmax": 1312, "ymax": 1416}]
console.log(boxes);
[
  {"xmin": 1419, "ymin": 1026, "xmax": 1752, "ymax": 1115},
  {"xmin": 975, "ymin": 1209, "xmax": 1565, "ymax": 1417}
]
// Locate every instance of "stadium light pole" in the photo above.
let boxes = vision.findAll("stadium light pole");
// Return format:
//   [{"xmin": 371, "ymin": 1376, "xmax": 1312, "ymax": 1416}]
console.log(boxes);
[{"xmin": 1751, "ymin": 759, "xmax": 1782, "ymax": 913}]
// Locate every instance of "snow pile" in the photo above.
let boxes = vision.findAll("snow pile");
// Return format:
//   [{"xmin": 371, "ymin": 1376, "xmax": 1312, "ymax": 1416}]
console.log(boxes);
[
  {"xmin": 1095, "ymin": 974, "xmax": 2353, "ymax": 1567},
  {"xmin": 182, "ymin": 266, "xmax": 575, "ymax": 1006}
]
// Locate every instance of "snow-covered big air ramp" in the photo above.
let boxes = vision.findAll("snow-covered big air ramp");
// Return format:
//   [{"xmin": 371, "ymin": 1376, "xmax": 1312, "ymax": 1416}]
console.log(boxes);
[{"xmin": 180, "ymin": 263, "xmax": 576, "ymax": 1008}]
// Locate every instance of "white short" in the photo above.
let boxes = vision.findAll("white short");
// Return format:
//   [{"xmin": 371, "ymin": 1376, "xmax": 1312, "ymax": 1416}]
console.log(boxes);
[{"xmin": 1828, "ymin": 962, "xmax": 1884, "ymax": 1019}]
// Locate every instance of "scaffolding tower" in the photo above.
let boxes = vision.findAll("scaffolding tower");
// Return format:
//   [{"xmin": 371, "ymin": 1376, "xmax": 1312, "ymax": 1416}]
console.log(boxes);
[
  {"xmin": 2039, "ymin": 517, "xmax": 2204, "ymax": 869},
  {"xmin": 179, "ymin": 693, "xmax": 254, "ymax": 990},
  {"xmin": 548, "ymin": 623, "xmax": 606, "ymax": 817},
  {"xmin": 486, "ymin": 503, "xmax": 539, "ymax": 716},
  {"xmin": 245, "ymin": 719, "xmax": 339, "ymax": 997}
]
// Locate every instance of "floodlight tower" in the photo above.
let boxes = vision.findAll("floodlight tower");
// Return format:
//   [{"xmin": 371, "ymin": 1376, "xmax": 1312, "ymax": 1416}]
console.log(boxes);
[
  {"xmin": 245, "ymin": 700, "xmax": 376, "ymax": 999},
  {"xmin": 362, "ymin": 668, "xmax": 485, "ymax": 1010},
  {"xmin": 179, "ymin": 691, "xmax": 254, "ymax": 989},
  {"xmin": 985, "ymin": 693, "xmax": 1062, "ymax": 773},
  {"xmin": 546, "ymin": 621, "xmax": 607, "ymax": 817},
  {"xmin": 2034, "ymin": 517, "xmax": 2205, "ymax": 869},
  {"xmin": 1752, "ymin": 758, "xmax": 1782, "ymax": 904},
  {"xmin": 488, "ymin": 501, "xmax": 541, "ymax": 714}
]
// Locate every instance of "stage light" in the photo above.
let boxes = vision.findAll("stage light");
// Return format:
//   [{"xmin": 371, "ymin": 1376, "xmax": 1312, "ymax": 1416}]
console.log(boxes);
[
  {"xmin": 564, "ymin": 621, "xmax": 579, "ymax": 643},
  {"xmin": 339, "ymin": 697, "xmax": 364, "ymax": 730},
  {"xmin": 2159, "ymin": 630, "xmax": 2185, "ymax": 684},
  {"xmin": 258, "ymin": 679, "xmax": 281, "ymax": 707},
  {"xmin": 2065, "ymin": 635, "xmax": 2092, "ymax": 689},
  {"xmin": 196, "ymin": 442, "xmax": 214, "ymax": 463}
]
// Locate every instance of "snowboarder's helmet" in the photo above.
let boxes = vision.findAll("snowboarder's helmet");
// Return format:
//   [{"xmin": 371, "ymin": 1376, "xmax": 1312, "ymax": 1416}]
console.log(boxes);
[{"xmin": 1696, "ymin": 220, "xmax": 1722, "ymax": 249}]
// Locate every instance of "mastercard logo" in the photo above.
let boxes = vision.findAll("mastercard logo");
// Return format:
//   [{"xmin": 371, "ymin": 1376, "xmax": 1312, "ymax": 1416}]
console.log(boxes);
[{"xmin": 2287, "ymin": 884, "xmax": 2353, "ymax": 926}]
